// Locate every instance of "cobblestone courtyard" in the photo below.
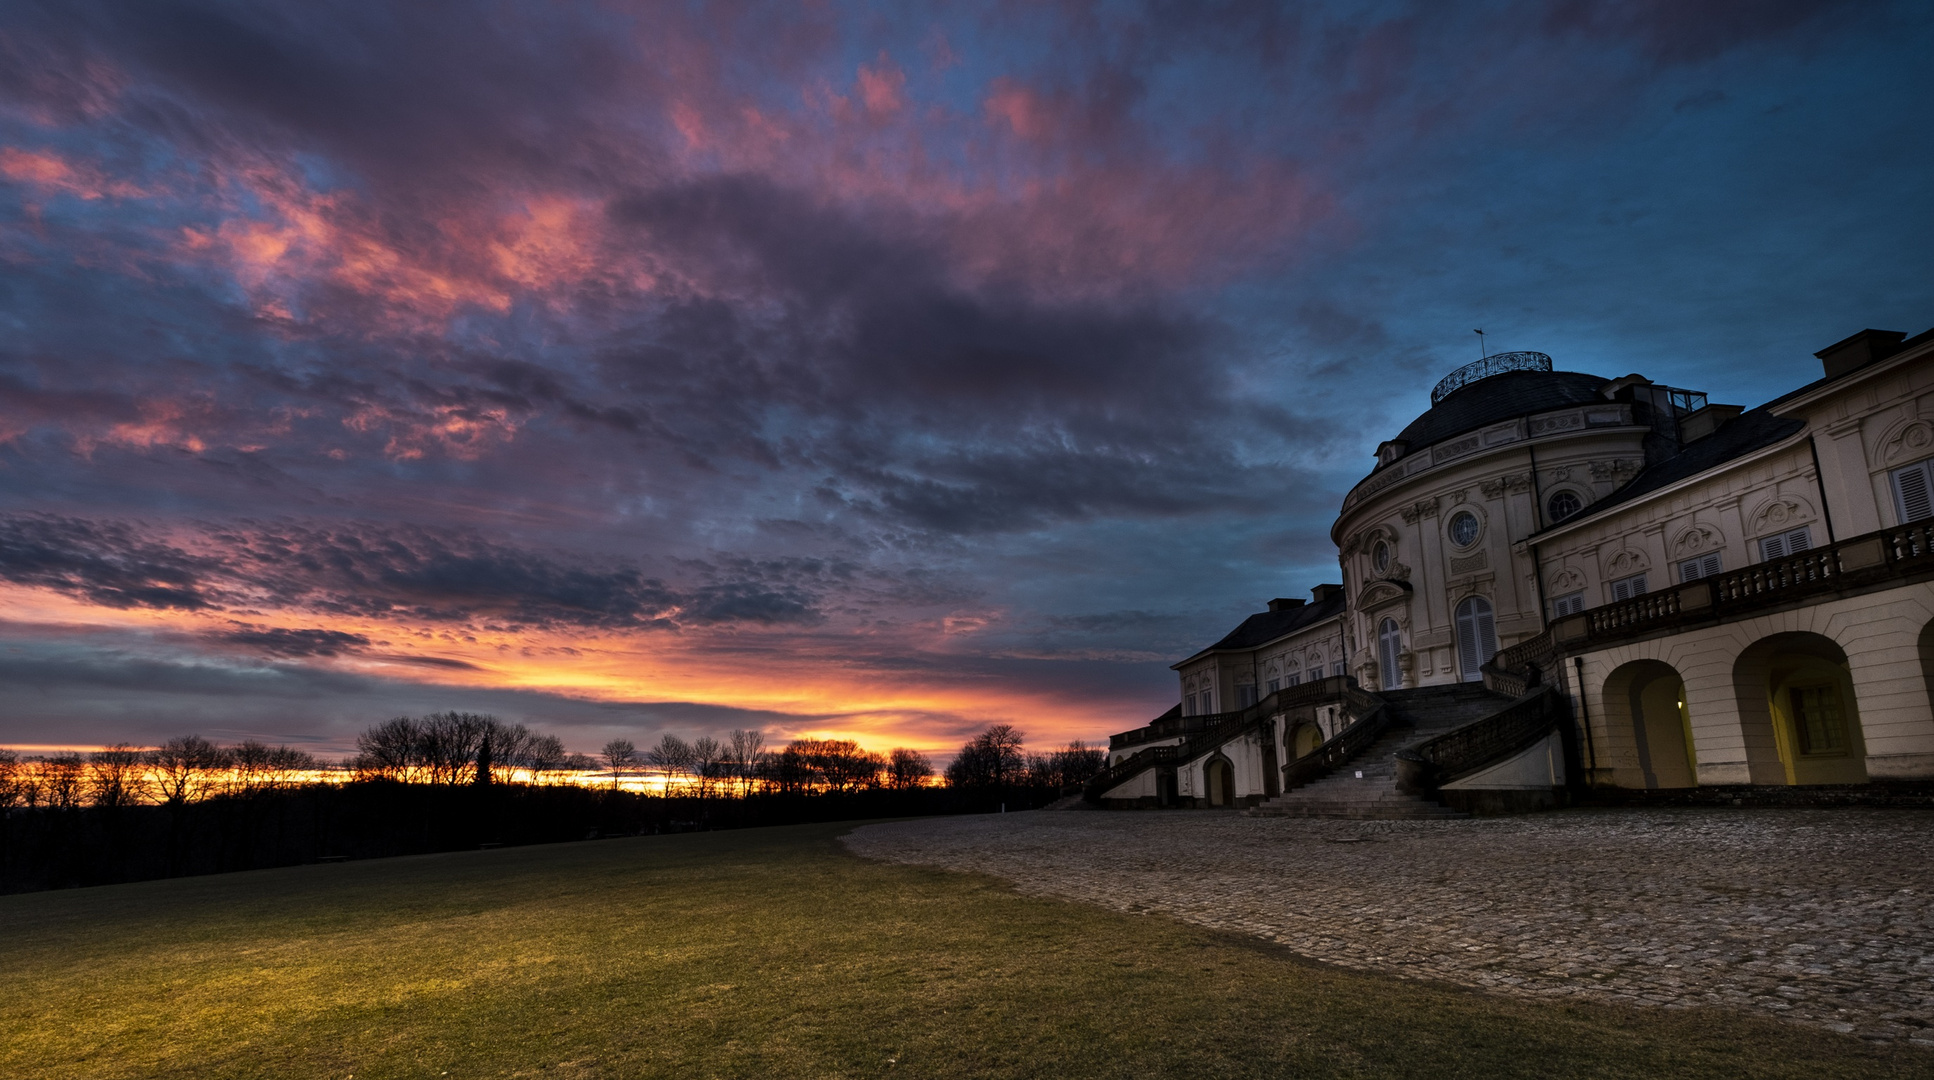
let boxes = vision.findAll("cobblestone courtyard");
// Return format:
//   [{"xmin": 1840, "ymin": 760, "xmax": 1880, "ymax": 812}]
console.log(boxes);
[{"xmin": 846, "ymin": 808, "xmax": 1934, "ymax": 1044}]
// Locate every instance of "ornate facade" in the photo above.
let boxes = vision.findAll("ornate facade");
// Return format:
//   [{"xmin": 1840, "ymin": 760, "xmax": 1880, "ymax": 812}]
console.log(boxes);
[{"xmin": 1094, "ymin": 325, "xmax": 1934, "ymax": 812}]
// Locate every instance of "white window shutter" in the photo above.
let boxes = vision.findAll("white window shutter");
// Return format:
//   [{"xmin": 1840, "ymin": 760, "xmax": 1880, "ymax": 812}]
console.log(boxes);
[
  {"xmin": 1680, "ymin": 553, "xmax": 1722, "ymax": 582},
  {"xmin": 1454, "ymin": 597, "xmax": 1495, "ymax": 682},
  {"xmin": 1896, "ymin": 460, "xmax": 1934, "ymax": 523},
  {"xmin": 1378, "ymin": 619, "xmax": 1402, "ymax": 691},
  {"xmin": 1761, "ymin": 527, "xmax": 1810, "ymax": 561}
]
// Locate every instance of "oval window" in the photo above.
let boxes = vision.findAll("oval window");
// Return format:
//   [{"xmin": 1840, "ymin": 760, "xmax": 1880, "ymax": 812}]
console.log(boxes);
[
  {"xmin": 1448, "ymin": 511, "xmax": 1480, "ymax": 547},
  {"xmin": 1372, "ymin": 540, "xmax": 1391, "ymax": 573},
  {"xmin": 1547, "ymin": 490, "xmax": 1583, "ymax": 523}
]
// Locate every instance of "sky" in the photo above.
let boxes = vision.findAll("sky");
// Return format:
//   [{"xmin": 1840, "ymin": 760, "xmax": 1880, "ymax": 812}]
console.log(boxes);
[{"xmin": 2, "ymin": 0, "xmax": 1931, "ymax": 761}]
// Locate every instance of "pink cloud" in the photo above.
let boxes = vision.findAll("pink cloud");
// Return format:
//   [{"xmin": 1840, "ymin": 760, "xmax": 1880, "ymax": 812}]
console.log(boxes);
[
  {"xmin": 856, "ymin": 52, "xmax": 907, "ymax": 116},
  {"xmin": 0, "ymin": 147, "xmax": 145, "ymax": 201},
  {"xmin": 984, "ymin": 79, "xmax": 1052, "ymax": 140}
]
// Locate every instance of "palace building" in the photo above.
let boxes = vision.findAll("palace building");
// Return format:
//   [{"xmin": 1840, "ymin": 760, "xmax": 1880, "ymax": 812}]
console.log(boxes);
[{"xmin": 1090, "ymin": 323, "xmax": 1934, "ymax": 815}]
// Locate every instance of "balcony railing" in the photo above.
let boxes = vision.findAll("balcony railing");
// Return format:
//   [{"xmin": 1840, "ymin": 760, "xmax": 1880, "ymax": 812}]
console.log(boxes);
[
  {"xmin": 1430, "ymin": 351, "xmax": 1552, "ymax": 405},
  {"xmin": 1108, "ymin": 676, "xmax": 1363, "ymax": 752},
  {"xmin": 1088, "ymin": 676, "xmax": 1367, "ymax": 802},
  {"xmin": 1394, "ymin": 686, "xmax": 1568, "ymax": 793},
  {"xmin": 1557, "ymin": 520, "xmax": 1934, "ymax": 650},
  {"xmin": 1482, "ymin": 630, "xmax": 1559, "ymax": 698}
]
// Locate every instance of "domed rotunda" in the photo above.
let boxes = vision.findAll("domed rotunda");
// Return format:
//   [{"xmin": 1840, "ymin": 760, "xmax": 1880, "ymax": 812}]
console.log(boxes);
[
  {"xmin": 1096, "ymin": 323, "xmax": 1934, "ymax": 813},
  {"xmin": 1334, "ymin": 351, "xmax": 1711, "ymax": 692}
]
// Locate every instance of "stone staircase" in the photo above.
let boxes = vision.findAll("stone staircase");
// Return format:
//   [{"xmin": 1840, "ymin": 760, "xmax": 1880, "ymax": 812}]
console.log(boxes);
[{"xmin": 1249, "ymin": 684, "xmax": 1511, "ymax": 819}]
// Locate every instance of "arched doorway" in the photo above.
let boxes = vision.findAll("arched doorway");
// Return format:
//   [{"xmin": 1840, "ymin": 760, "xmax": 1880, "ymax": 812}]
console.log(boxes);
[
  {"xmin": 1204, "ymin": 756, "xmax": 1235, "ymax": 807},
  {"xmin": 1455, "ymin": 596, "xmax": 1497, "ymax": 682},
  {"xmin": 1732, "ymin": 632, "xmax": 1868, "ymax": 785},
  {"xmin": 1289, "ymin": 722, "xmax": 1323, "ymax": 759},
  {"xmin": 1601, "ymin": 660, "xmax": 1696, "ymax": 788},
  {"xmin": 1378, "ymin": 618, "xmax": 1403, "ymax": 691}
]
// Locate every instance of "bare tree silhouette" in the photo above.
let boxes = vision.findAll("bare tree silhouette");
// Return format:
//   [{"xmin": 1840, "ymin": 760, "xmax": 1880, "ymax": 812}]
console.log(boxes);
[{"xmin": 601, "ymin": 739, "xmax": 638, "ymax": 789}]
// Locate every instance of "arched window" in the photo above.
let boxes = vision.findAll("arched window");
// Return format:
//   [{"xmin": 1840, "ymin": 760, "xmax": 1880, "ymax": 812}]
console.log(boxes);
[
  {"xmin": 1377, "ymin": 618, "xmax": 1403, "ymax": 691},
  {"xmin": 1455, "ymin": 596, "xmax": 1498, "ymax": 682},
  {"xmin": 1372, "ymin": 540, "xmax": 1391, "ymax": 574},
  {"xmin": 1547, "ymin": 490, "xmax": 1583, "ymax": 523}
]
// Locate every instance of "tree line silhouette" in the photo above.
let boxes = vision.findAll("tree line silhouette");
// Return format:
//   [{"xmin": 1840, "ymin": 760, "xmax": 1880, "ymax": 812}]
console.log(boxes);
[{"xmin": 0, "ymin": 715, "xmax": 1105, "ymax": 894}]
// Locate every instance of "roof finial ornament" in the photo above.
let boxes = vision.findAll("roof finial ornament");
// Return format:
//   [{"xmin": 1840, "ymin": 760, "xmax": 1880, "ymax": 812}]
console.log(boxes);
[{"xmin": 1475, "ymin": 328, "xmax": 1487, "ymax": 359}]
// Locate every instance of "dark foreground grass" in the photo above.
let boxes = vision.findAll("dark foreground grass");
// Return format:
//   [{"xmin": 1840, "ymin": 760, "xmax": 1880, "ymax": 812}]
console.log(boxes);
[{"xmin": 0, "ymin": 822, "xmax": 1924, "ymax": 1079}]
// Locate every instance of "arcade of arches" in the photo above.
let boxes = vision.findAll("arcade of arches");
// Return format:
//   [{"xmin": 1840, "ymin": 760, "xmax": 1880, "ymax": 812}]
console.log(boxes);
[{"xmin": 1585, "ymin": 614, "xmax": 1922, "ymax": 789}]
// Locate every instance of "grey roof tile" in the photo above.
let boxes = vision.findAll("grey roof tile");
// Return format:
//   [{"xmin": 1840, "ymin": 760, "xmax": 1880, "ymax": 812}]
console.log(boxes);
[
  {"xmin": 1183, "ymin": 592, "xmax": 1347, "ymax": 662},
  {"xmin": 1538, "ymin": 406, "xmax": 1804, "ymax": 533},
  {"xmin": 1389, "ymin": 370, "xmax": 1611, "ymax": 460}
]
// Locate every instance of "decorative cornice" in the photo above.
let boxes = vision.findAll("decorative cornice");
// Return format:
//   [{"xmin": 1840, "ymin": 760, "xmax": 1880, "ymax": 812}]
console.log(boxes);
[
  {"xmin": 1398, "ymin": 498, "xmax": 1439, "ymax": 524},
  {"xmin": 1589, "ymin": 458, "xmax": 1641, "ymax": 482}
]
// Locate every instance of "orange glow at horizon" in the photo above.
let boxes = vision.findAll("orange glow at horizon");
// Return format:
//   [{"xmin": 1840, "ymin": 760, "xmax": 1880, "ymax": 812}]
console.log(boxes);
[{"xmin": 0, "ymin": 581, "xmax": 1144, "ymax": 755}]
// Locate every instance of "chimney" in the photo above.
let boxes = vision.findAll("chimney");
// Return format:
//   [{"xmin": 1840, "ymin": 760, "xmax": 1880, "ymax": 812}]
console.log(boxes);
[
  {"xmin": 1678, "ymin": 403, "xmax": 1744, "ymax": 444},
  {"xmin": 1600, "ymin": 374, "xmax": 1653, "ymax": 401},
  {"xmin": 1266, "ymin": 597, "xmax": 1305, "ymax": 613},
  {"xmin": 1309, "ymin": 583, "xmax": 1345, "ymax": 605},
  {"xmin": 1815, "ymin": 329, "xmax": 1906, "ymax": 379}
]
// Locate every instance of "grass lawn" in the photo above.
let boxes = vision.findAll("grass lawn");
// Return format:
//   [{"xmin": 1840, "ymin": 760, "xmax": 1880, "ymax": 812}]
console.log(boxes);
[{"xmin": 1, "ymin": 821, "xmax": 1925, "ymax": 1079}]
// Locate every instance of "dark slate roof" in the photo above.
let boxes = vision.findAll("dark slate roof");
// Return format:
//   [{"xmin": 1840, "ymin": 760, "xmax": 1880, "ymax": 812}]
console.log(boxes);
[
  {"xmin": 1388, "ymin": 370, "xmax": 1611, "ymax": 463},
  {"xmin": 1760, "ymin": 325, "xmax": 1934, "ymax": 411},
  {"xmin": 1535, "ymin": 405, "xmax": 1804, "ymax": 535},
  {"xmin": 1532, "ymin": 326, "xmax": 1934, "ymax": 536},
  {"xmin": 1179, "ymin": 592, "xmax": 1347, "ymax": 664}
]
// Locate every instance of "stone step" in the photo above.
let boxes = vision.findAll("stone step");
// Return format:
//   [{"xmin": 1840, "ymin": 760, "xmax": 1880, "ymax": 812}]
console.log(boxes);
[{"xmin": 1251, "ymin": 684, "xmax": 1513, "ymax": 820}]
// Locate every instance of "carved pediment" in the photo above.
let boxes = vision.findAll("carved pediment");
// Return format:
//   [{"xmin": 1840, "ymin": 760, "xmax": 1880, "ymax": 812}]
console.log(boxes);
[
  {"xmin": 1602, "ymin": 548, "xmax": 1651, "ymax": 577},
  {"xmin": 1748, "ymin": 495, "xmax": 1813, "ymax": 536},
  {"xmin": 1671, "ymin": 523, "xmax": 1724, "ymax": 557},
  {"xmin": 1352, "ymin": 523, "xmax": 1401, "ymax": 554},
  {"xmin": 1357, "ymin": 579, "xmax": 1413, "ymax": 610},
  {"xmin": 1549, "ymin": 566, "xmax": 1587, "ymax": 593},
  {"xmin": 1881, "ymin": 418, "xmax": 1934, "ymax": 466}
]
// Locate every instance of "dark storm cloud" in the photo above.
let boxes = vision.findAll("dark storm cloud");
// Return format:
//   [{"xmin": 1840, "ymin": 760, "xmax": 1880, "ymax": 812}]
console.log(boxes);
[
  {"xmin": 1, "ymin": 0, "xmax": 645, "ymax": 182},
  {"xmin": 596, "ymin": 174, "xmax": 1277, "ymax": 531},
  {"xmin": 210, "ymin": 624, "xmax": 370, "ymax": 657},
  {"xmin": 5, "ymin": 0, "xmax": 1859, "ymax": 550},
  {"xmin": 609, "ymin": 175, "xmax": 1219, "ymax": 409},
  {"xmin": 0, "ymin": 515, "xmax": 218, "ymax": 610},
  {"xmin": 0, "ymin": 514, "xmax": 827, "ymax": 630}
]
